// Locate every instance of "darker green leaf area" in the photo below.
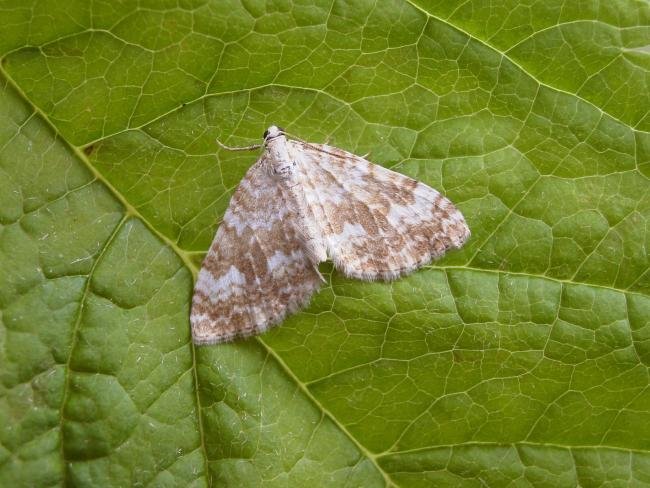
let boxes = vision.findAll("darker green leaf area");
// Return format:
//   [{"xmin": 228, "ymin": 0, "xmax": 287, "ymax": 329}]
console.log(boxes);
[{"xmin": 1, "ymin": 1, "xmax": 649, "ymax": 487}]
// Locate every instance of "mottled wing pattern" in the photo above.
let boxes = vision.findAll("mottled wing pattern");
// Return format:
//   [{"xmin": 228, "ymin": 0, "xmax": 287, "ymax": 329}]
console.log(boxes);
[
  {"xmin": 289, "ymin": 141, "xmax": 470, "ymax": 280},
  {"xmin": 190, "ymin": 157, "xmax": 322, "ymax": 345}
]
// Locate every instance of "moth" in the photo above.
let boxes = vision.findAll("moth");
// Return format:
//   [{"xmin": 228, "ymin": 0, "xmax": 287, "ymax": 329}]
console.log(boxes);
[{"xmin": 190, "ymin": 126, "xmax": 470, "ymax": 344}]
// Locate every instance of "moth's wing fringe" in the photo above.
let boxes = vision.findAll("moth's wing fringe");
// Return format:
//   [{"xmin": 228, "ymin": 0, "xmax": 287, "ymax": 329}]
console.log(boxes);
[{"xmin": 192, "ymin": 288, "xmax": 317, "ymax": 345}]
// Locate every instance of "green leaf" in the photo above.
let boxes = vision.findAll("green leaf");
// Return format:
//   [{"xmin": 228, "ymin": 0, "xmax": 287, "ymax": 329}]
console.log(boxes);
[{"xmin": 1, "ymin": 0, "xmax": 649, "ymax": 486}]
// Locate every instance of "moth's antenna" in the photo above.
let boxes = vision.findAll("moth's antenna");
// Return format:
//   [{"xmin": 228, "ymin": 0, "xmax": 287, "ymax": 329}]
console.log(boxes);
[
  {"xmin": 281, "ymin": 130, "xmax": 307, "ymax": 144},
  {"xmin": 282, "ymin": 130, "xmax": 327, "ymax": 152},
  {"xmin": 216, "ymin": 139, "xmax": 263, "ymax": 151},
  {"xmin": 283, "ymin": 130, "xmax": 372, "ymax": 160}
]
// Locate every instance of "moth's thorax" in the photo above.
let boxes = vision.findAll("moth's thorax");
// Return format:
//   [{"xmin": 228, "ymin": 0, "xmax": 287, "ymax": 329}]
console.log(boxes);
[
  {"xmin": 264, "ymin": 134, "xmax": 297, "ymax": 180},
  {"xmin": 262, "ymin": 133, "xmax": 327, "ymax": 264}
]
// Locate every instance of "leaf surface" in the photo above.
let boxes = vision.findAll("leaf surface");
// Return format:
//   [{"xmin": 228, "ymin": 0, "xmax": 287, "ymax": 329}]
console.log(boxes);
[{"xmin": 1, "ymin": 0, "xmax": 649, "ymax": 486}]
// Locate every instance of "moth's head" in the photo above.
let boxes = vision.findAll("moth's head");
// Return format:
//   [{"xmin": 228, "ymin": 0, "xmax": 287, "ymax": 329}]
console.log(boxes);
[{"xmin": 263, "ymin": 125, "xmax": 285, "ymax": 142}]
